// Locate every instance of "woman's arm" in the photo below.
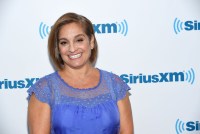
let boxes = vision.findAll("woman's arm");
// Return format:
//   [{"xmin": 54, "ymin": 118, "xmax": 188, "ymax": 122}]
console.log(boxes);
[
  {"xmin": 117, "ymin": 93, "xmax": 134, "ymax": 134},
  {"xmin": 28, "ymin": 94, "xmax": 51, "ymax": 134}
]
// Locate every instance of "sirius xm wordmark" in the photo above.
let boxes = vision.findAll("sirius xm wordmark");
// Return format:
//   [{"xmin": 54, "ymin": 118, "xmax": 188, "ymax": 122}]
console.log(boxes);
[
  {"xmin": 93, "ymin": 23, "xmax": 117, "ymax": 33},
  {"xmin": 93, "ymin": 20, "xmax": 128, "ymax": 36},
  {"xmin": 0, "ymin": 78, "xmax": 39, "ymax": 89},
  {"xmin": 120, "ymin": 72, "xmax": 184, "ymax": 84},
  {"xmin": 120, "ymin": 68, "xmax": 195, "ymax": 85}
]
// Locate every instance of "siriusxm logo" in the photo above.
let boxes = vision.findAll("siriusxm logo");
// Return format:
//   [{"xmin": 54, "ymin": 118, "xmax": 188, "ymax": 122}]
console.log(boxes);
[
  {"xmin": 175, "ymin": 119, "xmax": 200, "ymax": 134},
  {"xmin": 120, "ymin": 68, "xmax": 195, "ymax": 84},
  {"xmin": 93, "ymin": 20, "xmax": 128, "ymax": 36},
  {"xmin": 173, "ymin": 18, "xmax": 200, "ymax": 34},
  {"xmin": 0, "ymin": 78, "xmax": 39, "ymax": 89},
  {"xmin": 39, "ymin": 19, "xmax": 128, "ymax": 39}
]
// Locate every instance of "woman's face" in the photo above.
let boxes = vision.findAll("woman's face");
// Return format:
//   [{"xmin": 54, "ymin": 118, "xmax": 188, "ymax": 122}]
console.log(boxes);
[{"xmin": 58, "ymin": 22, "xmax": 94, "ymax": 69}]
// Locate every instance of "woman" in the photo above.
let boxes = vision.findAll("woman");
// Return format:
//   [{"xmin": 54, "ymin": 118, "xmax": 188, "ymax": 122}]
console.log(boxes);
[{"xmin": 27, "ymin": 12, "xmax": 133, "ymax": 134}]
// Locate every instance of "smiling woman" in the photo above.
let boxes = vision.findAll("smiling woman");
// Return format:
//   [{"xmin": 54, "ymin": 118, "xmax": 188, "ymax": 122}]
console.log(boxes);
[
  {"xmin": 48, "ymin": 12, "xmax": 98, "ymax": 70},
  {"xmin": 27, "ymin": 12, "xmax": 133, "ymax": 134},
  {"xmin": 58, "ymin": 23, "xmax": 94, "ymax": 70}
]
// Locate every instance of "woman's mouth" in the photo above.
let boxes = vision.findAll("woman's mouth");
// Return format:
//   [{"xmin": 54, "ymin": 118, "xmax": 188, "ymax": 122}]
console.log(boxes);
[{"xmin": 69, "ymin": 53, "xmax": 82, "ymax": 59}]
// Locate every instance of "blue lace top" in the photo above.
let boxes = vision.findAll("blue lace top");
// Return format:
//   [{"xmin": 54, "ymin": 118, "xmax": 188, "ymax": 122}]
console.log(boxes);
[{"xmin": 27, "ymin": 69, "xmax": 130, "ymax": 134}]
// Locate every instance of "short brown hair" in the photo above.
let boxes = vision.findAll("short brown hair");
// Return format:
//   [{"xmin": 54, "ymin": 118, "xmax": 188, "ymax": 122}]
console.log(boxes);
[{"xmin": 48, "ymin": 12, "xmax": 98, "ymax": 70}]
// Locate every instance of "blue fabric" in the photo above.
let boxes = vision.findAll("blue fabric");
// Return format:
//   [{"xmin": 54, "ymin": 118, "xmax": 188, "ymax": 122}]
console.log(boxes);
[{"xmin": 27, "ymin": 69, "xmax": 130, "ymax": 134}]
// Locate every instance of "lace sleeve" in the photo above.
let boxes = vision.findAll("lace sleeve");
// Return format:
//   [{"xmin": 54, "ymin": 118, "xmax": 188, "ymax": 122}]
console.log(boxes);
[
  {"xmin": 111, "ymin": 73, "xmax": 131, "ymax": 101},
  {"xmin": 27, "ymin": 76, "xmax": 52, "ymax": 107}
]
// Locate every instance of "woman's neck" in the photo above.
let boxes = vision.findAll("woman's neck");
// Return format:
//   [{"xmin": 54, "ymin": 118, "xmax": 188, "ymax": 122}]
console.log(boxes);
[{"xmin": 61, "ymin": 64, "xmax": 95, "ymax": 79}]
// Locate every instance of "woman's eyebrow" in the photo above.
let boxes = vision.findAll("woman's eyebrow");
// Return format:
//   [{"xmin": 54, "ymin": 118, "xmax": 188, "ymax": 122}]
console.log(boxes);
[
  {"xmin": 58, "ymin": 34, "xmax": 86, "ymax": 41},
  {"xmin": 58, "ymin": 38, "xmax": 68, "ymax": 41},
  {"xmin": 74, "ymin": 34, "xmax": 86, "ymax": 38}
]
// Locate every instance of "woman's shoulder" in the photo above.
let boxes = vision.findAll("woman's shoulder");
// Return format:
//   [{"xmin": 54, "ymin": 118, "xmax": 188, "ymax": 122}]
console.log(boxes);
[
  {"xmin": 98, "ymin": 68, "xmax": 130, "ymax": 101},
  {"xmin": 99, "ymin": 68, "xmax": 120, "ymax": 80},
  {"xmin": 27, "ymin": 71, "xmax": 57, "ymax": 106},
  {"xmin": 32, "ymin": 71, "xmax": 57, "ymax": 86}
]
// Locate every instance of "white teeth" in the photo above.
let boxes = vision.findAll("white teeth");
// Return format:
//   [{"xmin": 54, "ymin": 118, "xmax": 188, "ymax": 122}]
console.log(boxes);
[{"xmin": 69, "ymin": 53, "xmax": 81, "ymax": 59}]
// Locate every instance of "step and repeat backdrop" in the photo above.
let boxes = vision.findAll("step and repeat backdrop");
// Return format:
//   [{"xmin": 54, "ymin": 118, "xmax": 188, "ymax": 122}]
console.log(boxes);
[{"xmin": 0, "ymin": 0, "xmax": 200, "ymax": 134}]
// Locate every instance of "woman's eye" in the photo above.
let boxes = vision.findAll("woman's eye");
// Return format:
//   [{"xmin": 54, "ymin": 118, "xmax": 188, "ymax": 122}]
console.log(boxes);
[
  {"xmin": 77, "ymin": 38, "xmax": 83, "ymax": 42},
  {"xmin": 60, "ymin": 41, "xmax": 67, "ymax": 45}
]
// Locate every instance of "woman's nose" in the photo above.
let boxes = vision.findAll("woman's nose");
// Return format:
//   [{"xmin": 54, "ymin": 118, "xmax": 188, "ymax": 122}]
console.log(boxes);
[{"xmin": 69, "ymin": 43, "xmax": 76, "ymax": 52}]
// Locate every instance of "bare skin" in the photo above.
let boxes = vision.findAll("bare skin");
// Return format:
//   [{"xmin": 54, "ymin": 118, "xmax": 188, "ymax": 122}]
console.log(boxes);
[
  {"xmin": 118, "ymin": 93, "xmax": 134, "ymax": 134},
  {"xmin": 28, "ymin": 94, "xmax": 50, "ymax": 134}
]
